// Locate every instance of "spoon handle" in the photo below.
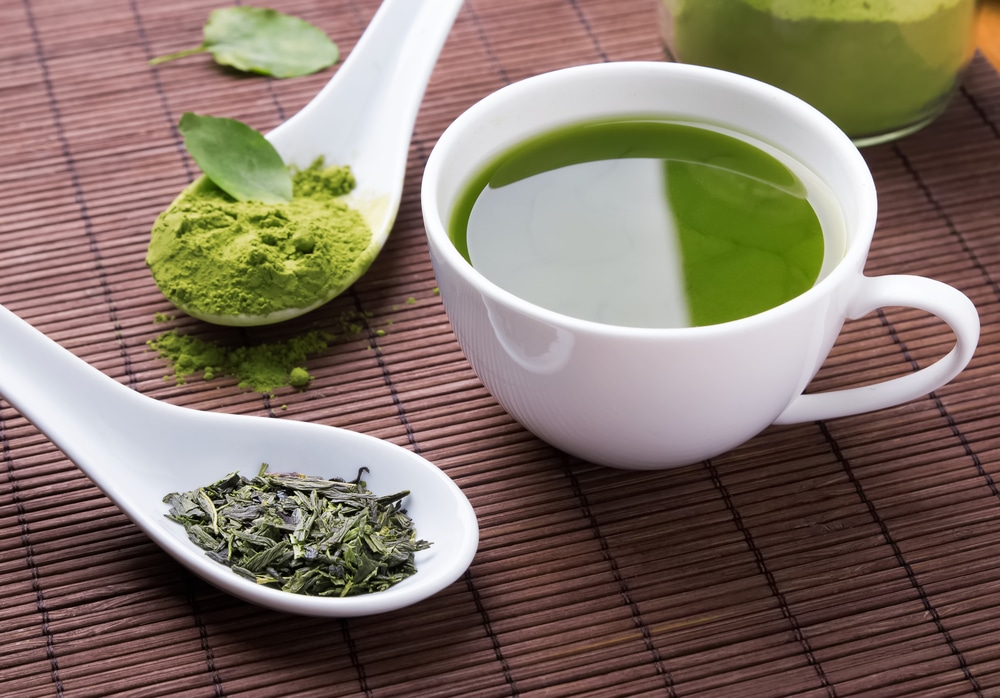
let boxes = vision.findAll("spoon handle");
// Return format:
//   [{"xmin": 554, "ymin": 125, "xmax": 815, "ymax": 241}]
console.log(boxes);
[
  {"xmin": 0, "ymin": 304, "xmax": 147, "ymax": 466},
  {"xmin": 267, "ymin": 0, "xmax": 465, "ymax": 170}
]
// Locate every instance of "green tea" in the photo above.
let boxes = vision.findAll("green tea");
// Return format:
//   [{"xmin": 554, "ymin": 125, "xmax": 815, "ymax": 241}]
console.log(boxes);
[
  {"xmin": 163, "ymin": 464, "xmax": 431, "ymax": 597},
  {"xmin": 449, "ymin": 118, "xmax": 845, "ymax": 328}
]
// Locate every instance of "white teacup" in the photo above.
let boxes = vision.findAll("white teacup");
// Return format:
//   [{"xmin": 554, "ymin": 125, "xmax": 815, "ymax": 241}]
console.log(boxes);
[{"xmin": 421, "ymin": 62, "xmax": 980, "ymax": 470}]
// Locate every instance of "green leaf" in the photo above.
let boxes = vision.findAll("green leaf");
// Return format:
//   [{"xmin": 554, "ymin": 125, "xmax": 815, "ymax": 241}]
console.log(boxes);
[
  {"xmin": 150, "ymin": 6, "xmax": 339, "ymax": 78},
  {"xmin": 178, "ymin": 112, "xmax": 293, "ymax": 204}
]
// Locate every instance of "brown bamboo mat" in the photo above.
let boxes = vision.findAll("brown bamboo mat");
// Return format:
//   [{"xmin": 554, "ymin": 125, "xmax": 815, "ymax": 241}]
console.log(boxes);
[{"xmin": 2, "ymin": 0, "xmax": 1000, "ymax": 695}]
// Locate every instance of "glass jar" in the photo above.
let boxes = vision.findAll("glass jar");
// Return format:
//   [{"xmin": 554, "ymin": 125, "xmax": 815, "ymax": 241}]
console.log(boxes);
[
  {"xmin": 658, "ymin": 0, "xmax": 980, "ymax": 147},
  {"xmin": 979, "ymin": 0, "xmax": 1000, "ymax": 72}
]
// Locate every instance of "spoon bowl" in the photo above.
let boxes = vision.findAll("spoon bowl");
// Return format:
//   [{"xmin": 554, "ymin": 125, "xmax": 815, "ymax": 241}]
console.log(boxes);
[
  {"xmin": 0, "ymin": 303, "xmax": 479, "ymax": 616},
  {"xmin": 166, "ymin": 0, "xmax": 465, "ymax": 326}
]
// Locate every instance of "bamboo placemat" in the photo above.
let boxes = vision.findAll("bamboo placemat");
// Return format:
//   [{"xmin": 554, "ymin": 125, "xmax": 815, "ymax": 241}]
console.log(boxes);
[{"xmin": 2, "ymin": 0, "xmax": 1000, "ymax": 695}]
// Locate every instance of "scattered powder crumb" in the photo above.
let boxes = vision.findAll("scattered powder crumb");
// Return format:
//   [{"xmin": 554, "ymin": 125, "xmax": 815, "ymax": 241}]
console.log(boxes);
[
  {"xmin": 288, "ymin": 366, "xmax": 312, "ymax": 388},
  {"xmin": 146, "ymin": 308, "xmax": 381, "ymax": 394},
  {"xmin": 148, "ymin": 329, "xmax": 331, "ymax": 394},
  {"xmin": 336, "ymin": 308, "xmax": 373, "ymax": 335}
]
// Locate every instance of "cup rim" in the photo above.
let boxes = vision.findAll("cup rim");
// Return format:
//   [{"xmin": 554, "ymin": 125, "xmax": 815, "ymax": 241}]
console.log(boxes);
[{"xmin": 421, "ymin": 61, "xmax": 878, "ymax": 337}]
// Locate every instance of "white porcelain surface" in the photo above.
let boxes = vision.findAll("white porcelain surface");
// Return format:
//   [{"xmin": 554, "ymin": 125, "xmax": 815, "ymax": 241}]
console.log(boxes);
[
  {"xmin": 0, "ymin": 304, "xmax": 479, "ymax": 617},
  {"xmin": 421, "ymin": 61, "xmax": 980, "ymax": 470}
]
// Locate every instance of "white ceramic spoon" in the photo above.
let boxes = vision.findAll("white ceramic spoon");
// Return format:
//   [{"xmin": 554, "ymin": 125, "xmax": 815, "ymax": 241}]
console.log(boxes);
[
  {"xmin": 174, "ymin": 0, "xmax": 465, "ymax": 326},
  {"xmin": 0, "ymin": 303, "xmax": 479, "ymax": 616}
]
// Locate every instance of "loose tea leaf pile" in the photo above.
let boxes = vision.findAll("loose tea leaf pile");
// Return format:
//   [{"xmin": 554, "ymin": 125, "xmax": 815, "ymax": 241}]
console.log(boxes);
[{"xmin": 164, "ymin": 465, "xmax": 431, "ymax": 596}]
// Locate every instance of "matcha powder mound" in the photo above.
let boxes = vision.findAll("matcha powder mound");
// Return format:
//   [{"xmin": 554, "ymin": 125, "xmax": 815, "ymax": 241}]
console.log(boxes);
[
  {"xmin": 149, "ymin": 329, "xmax": 331, "ymax": 394},
  {"xmin": 146, "ymin": 158, "xmax": 373, "ymax": 320}
]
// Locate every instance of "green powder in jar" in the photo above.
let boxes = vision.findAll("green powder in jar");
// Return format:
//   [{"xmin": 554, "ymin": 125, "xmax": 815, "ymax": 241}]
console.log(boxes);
[
  {"xmin": 665, "ymin": 0, "xmax": 977, "ymax": 140},
  {"xmin": 146, "ymin": 158, "xmax": 374, "ymax": 321}
]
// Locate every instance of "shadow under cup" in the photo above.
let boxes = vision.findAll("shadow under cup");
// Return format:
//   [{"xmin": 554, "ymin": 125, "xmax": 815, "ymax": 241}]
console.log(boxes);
[{"xmin": 421, "ymin": 62, "xmax": 977, "ymax": 470}]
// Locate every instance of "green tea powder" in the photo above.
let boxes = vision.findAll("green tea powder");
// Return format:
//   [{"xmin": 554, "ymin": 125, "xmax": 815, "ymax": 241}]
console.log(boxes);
[
  {"xmin": 148, "ymin": 328, "xmax": 331, "ymax": 394},
  {"xmin": 146, "ymin": 159, "xmax": 373, "ymax": 320},
  {"xmin": 668, "ymin": 0, "xmax": 976, "ymax": 138}
]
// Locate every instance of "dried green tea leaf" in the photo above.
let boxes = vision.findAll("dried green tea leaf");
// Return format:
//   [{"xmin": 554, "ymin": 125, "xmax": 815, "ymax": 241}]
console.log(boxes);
[
  {"xmin": 178, "ymin": 112, "xmax": 292, "ymax": 203},
  {"xmin": 150, "ymin": 6, "xmax": 339, "ymax": 78},
  {"xmin": 163, "ymin": 465, "xmax": 431, "ymax": 597}
]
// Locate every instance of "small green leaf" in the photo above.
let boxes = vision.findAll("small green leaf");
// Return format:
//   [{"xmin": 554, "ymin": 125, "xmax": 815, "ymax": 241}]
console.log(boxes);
[
  {"xmin": 178, "ymin": 112, "xmax": 292, "ymax": 204},
  {"xmin": 150, "ymin": 6, "xmax": 339, "ymax": 78}
]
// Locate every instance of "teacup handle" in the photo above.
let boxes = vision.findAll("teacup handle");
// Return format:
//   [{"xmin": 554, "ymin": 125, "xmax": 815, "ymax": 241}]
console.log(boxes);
[{"xmin": 773, "ymin": 274, "xmax": 980, "ymax": 425}]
